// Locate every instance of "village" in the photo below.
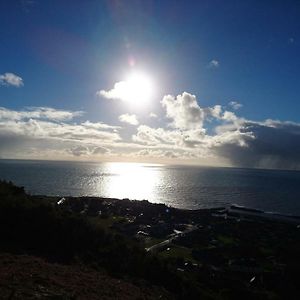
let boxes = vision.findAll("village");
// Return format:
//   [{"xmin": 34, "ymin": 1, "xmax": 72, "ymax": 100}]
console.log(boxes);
[{"xmin": 46, "ymin": 194, "xmax": 300, "ymax": 298}]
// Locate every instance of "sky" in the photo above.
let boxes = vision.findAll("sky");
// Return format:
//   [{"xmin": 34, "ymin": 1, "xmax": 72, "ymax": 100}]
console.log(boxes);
[{"xmin": 1, "ymin": 0, "xmax": 300, "ymax": 169}]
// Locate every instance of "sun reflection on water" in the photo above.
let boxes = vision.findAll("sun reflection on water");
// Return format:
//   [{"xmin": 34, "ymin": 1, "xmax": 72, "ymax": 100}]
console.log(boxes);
[{"xmin": 99, "ymin": 162, "xmax": 162, "ymax": 201}]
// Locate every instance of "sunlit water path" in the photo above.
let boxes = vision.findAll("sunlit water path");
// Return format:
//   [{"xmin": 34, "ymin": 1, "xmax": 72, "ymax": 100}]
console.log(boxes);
[{"xmin": 1, "ymin": 160, "xmax": 300, "ymax": 215}]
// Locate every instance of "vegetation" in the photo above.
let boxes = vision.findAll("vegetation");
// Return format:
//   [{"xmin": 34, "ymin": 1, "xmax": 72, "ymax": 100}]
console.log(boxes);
[
  {"xmin": 1, "ymin": 180, "xmax": 300, "ymax": 299},
  {"xmin": 0, "ymin": 181, "xmax": 201, "ymax": 299}
]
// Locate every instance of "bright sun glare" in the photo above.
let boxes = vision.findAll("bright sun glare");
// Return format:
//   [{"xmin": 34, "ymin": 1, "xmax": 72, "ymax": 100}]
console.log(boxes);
[{"xmin": 121, "ymin": 72, "xmax": 153, "ymax": 105}]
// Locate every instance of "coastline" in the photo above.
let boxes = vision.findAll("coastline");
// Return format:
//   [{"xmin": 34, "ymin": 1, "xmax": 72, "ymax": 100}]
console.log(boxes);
[
  {"xmin": 35, "ymin": 193, "xmax": 300, "ymax": 224},
  {"xmin": 2, "ymin": 181, "xmax": 300, "ymax": 299},
  {"xmin": 2, "ymin": 159, "xmax": 300, "ymax": 215}
]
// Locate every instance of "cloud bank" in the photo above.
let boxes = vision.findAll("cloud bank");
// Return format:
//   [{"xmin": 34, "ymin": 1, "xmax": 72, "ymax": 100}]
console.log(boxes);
[
  {"xmin": 0, "ymin": 107, "xmax": 83, "ymax": 121},
  {"xmin": 0, "ymin": 107, "xmax": 121, "ymax": 160},
  {"xmin": 1, "ymin": 92, "xmax": 300, "ymax": 170}
]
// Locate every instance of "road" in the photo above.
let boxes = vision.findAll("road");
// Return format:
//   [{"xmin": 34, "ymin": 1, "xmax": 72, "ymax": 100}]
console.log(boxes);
[{"xmin": 145, "ymin": 225, "xmax": 198, "ymax": 252}]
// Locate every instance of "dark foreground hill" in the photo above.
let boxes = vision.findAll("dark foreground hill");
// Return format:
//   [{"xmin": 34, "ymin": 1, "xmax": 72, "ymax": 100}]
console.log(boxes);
[
  {"xmin": 0, "ymin": 181, "xmax": 189, "ymax": 299},
  {"xmin": 1, "ymin": 180, "xmax": 300, "ymax": 299},
  {"xmin": 0, "ymin": 253, "xmax": 169, "ymax": 299}
]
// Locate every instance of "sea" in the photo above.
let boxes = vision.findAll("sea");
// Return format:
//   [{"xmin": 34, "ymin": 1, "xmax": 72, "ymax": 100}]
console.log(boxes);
[{"xmin": 1, "ymin": 159, "xmax": 300, "ymax": 215}]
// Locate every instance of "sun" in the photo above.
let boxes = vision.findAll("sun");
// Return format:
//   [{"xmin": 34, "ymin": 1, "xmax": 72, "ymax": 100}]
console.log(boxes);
[
  {"xmin": 99, "ymin": 71, "xmax": 155, "ymax": 107},
  {"xmin": 121, "ymin": 72, "xmax": 153, "ymax": 105}
]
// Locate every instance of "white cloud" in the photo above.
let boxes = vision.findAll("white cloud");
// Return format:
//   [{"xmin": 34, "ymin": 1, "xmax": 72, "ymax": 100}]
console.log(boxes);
[
  {"xmin": 67, "ymin": 145, "xmax": 110, "ymax": 157},
  {"xmin": 0, "ymin": 107, "xmax": 122, "ymax": 160},
  {"xmin": 132, "ymin": 125, "xmax": 181, "ymax": 146},
  {"xmin": 68, "ymin": 145, "xmax": 90, "ymax": 157},
  {"xmin": 132, "ymin": 125, "xmax": 205, "ymax": 149},
  {"xmin": 119, "ymin": 113, "xmax": 139, "ymax": 125},
  {"xmin": 2, "ymin": 92, "xmax": 300, "ymax": 169},
  {"xmin": 96, "ymin": 73, "xmax": 152, "ymax": 104},
  {"xmin": 222, "ymin": 110, "xmax": 239, "ymax": 122},
  {"xmin": 0, "ymin": 73, "xmax": 24, "ymax": 87},
  {"xmin": 92, "ymin": 146, "xmax": 110, "ymax": 155},
  {"xmin": 81, "ymin": 120, "xmax": 121, "ymax": 131},
  {"xmin": 136, "ymin": 149, "xmax": 179, "ymax": 159},
  {"xmin": 0, "ymin": 107, "xmax": 83, "ymax": 122},
  {"xmin": 229, "ymin": 101, "xmax": 243, "ymax": 110},
  {"xmin": 149, "ymin": 112, "xmax": 158, "ymax": 118},
  {"xmin": 204, "ymin": 105, "xmax": 223, "ymax": 120},
  {"xmin": 208, "ymin": 59, "xmax": 219, "ymax": 68},
  {"xmin": 0, "ymin": 119, "xmax": 121, "ymax": 143},
  {"xmin": 97, "ymin": 81, "xmax": 128, "ymax": 101},
  {"xmin": 161, "ymin": 92, "xmax": 205, "ymax": 130}
]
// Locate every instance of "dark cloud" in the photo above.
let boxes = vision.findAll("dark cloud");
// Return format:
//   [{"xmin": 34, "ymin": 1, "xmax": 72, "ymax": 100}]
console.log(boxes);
[{"xmin": 215, "ymin": 121, "xmax": 300, "ymax": 170}]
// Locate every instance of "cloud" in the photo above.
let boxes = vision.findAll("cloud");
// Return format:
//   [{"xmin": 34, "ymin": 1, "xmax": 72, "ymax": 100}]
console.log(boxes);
[
  {"xmin": 81, "ymin": 121, "xmax": 121, "ymax": 131},
  {"xmin": 0, "ymin": 73, "xmax": 24, "ymax": 87},
  {"xmin": 2, "ymin": 92, "xmax": 300, "ymax": 170},
  {"xmin": 212, "ymin": 120, "xmax": 300, "ymax": 169},
  {"xmin": 0, "ymin": 107, "xmax": 83, "ymax": 121},
  {"xmin": 119, "ymin": 113, "xmax": 139, "ymax": 125},
  {"xmin": 204, "ymin": 104, "xmax": 241, "ymax": 124},
  {"xmin": 68, "ymin": 145, "xmax": 90, "ymax": 157},
  {"xmin": 132, "ymin": 91, "xmax": 300, "ymax": 169},
  {"xmin": 229, "ymin": 101, "xmax": 243, "ymax": 110},
  {"xmin": 97, "ymin": 74, "xmax": 152, "ymax": 104},
  {"xmin": 222, "ymin": 110, "xmax": 239, "ymax": 122},
  {"xmin": 161, "ymin": 92, "xmax": 205, "ymax": 130},
  {"xmin": 0, "ymin": 119, "xmax": 121, "ymax": 143},
  {"xmin": 206, "ymin": 105, "xmax": 222, "ymax": 119},
  {"xmin": 136, "ymin": 149, "xmax": 179, "ymax": 159},
  {"xmin": 0, "ymin": 107, "xmax": 121, "ymax": 160},
  {"xmin": 133, "ymin": 125, "xmax": 181, "ymax": 146},
  {"xmin": 132, "ymin": 125, "xmax": 205, "ymax": 149},
  {"xmin": 97, "ymin": 81, "xmax": 128, "ymax": 101},
  {"xmin": 92, "ymin": 146, "xmax": 110, "ymax": 155},
  {"xmin": 208, "ymin": 59, "xmax": 219, "ymax": 68},
  {"xmin": 68, "ymin": 145, "xmax": 110, "ymax": 157},
  {"xmin": 149, "ymin": 112, "xmax": 158, "ymax": 118}
]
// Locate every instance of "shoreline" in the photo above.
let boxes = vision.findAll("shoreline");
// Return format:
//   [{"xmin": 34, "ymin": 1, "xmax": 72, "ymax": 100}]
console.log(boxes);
[
  {"xmin": 2, "ymin": 180, "xmax": 300, "ymax": 299},
  {"xmin": 34, "ymin": 194, "xmax": 300, "ymax": 224},
  {"xmin": 2, "ymin": 159, "xmax": 300, "ymax": 217}
]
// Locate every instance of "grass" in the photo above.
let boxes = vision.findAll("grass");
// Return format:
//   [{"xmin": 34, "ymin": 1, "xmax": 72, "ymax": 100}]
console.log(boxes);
[
  {"xmin": 159, "ymin": 245, "xmax": 197, "ymax": 263},
  {"xmin": 217, "ymin": 234, "xmax": 235, "ymax": 245},
  {"xmin": 89, "ymin": 215, "xmax": 127, "ymax": 230}
]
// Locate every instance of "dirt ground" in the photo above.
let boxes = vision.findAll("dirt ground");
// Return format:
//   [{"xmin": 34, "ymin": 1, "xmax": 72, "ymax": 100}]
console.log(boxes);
[{"xmin": 0, "ymin": 253, "xmax": 170, "ymax": 300}]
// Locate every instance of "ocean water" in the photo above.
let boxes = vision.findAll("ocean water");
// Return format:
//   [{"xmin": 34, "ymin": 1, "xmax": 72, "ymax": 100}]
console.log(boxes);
[{"xmin": 0, "ymin": 159, "xmax": 300, "ymax": 215}]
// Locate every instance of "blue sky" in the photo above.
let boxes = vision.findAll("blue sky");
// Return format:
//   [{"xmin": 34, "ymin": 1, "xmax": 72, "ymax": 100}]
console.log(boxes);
[{"xmin": 1, "ymin": 0, "xmax": 300, "ymax": 169}]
